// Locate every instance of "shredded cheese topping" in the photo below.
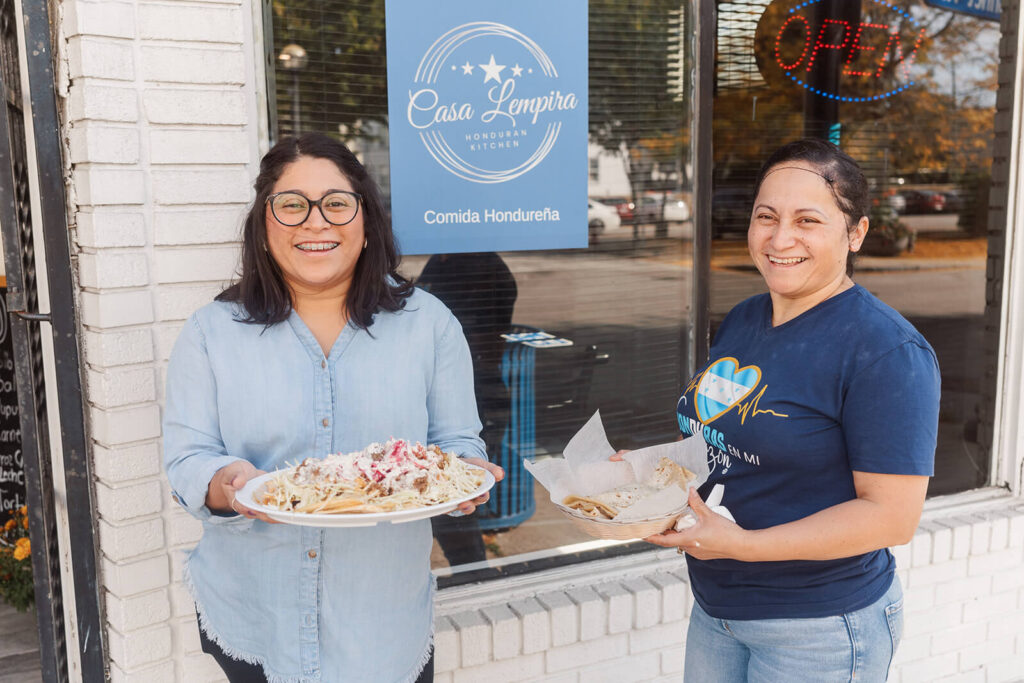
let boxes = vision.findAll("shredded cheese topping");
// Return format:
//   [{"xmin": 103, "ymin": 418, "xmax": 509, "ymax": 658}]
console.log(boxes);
[{"xmin": 259, "ymin": 439, "xmax": 486, "ymax": 514}]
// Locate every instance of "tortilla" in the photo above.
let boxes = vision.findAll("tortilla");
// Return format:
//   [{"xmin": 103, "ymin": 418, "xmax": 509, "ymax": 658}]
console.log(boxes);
[{"xmin": 562, "ymin": 458, "xmax": 696, "ymax": 520}]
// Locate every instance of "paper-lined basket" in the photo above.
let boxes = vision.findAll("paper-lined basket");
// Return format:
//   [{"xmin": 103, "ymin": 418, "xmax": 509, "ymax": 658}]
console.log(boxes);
[{"xmin": 525, "ymin": 411, "xmax": 711, "ymax": 541}]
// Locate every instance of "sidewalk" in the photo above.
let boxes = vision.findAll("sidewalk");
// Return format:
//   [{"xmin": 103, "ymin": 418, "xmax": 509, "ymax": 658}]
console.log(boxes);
[{"xmin": 0, "ymin": 602, "xmax": 41, "ymax": 683}]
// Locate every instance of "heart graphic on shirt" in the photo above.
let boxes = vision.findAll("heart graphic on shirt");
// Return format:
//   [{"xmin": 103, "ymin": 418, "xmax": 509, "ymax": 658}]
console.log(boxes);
[{"xmin": 695, "ymin": 357, "xmax": 761, "ymax": 424}]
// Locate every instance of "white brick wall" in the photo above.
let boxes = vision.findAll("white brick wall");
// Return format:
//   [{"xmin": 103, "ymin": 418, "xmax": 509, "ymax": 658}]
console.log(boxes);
[
  {"xmin": 434, "ymin": 503, "xmax": 1024, "ymax": 683},
  {"xmin": 61, "ymin": 0, "xmax": 255, "ymax": 679}
]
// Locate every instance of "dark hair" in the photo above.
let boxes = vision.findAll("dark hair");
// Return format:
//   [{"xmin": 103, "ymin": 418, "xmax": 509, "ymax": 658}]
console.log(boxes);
[
  {"xmin": 752, "ymin": 138, "xmax": 869, "ymax": 276},
  {"xmin": 217, "ymin": 132, "xmax": 413, "ymax": 329}
]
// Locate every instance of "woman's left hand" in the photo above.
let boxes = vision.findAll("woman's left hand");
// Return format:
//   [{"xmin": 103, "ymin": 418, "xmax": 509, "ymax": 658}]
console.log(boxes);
[
  {"xmin": 644, "ymin": 487, "xmax": 749, "ymax": 561},
  {"xmin": 456, "ymin": 458, "xmax": 505, "ymax": 514}
]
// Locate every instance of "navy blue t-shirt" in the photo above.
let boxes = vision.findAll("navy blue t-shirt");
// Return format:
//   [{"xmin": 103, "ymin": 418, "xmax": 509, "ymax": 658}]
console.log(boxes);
[{"xmin": 677, "ymin": 285, "xmax": 939, "ymax": 620}]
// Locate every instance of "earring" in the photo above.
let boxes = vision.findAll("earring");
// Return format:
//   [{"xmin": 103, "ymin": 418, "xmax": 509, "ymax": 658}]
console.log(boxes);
[{"xmin": 363, "ymin": 238, "xmax": 368, "ymax": 250}]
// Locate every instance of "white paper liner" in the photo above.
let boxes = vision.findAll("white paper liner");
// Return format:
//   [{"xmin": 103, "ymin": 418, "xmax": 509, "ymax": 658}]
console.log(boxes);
[{"xmin": 524, "ymin": 410, "xmax": 715, "ymax": 523}]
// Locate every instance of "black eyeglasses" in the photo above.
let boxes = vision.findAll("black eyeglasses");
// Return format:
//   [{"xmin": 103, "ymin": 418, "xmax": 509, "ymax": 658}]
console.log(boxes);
[{"xmin": 266, "ymin": 190, "xmax": 362, "ymax": 227}]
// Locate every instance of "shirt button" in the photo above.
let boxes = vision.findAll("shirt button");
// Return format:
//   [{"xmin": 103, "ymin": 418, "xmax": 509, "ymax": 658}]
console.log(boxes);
[
  {"xmin": 308, "ymin": 549, "xmax": 317, "ymax": 559},
  {"xmin": 321, "ymin": 360, "xmax": 326, "ymax": 369},
  {"xmin": 321, "ymin": 418, "xmax": 329, "ymax": 428}
]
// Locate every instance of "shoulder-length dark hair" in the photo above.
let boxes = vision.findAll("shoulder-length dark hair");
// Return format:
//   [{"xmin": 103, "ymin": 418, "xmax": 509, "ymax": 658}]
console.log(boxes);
[{"xmin": 217, "ymin": 132, "xmax": 413, "ymax": 329}]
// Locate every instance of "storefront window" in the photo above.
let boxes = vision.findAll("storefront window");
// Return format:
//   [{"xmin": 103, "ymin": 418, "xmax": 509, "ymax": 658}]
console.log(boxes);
[
  {"xmin": 710, "ymin": 0, "xmax": 1003, "ymax": 495},
  {"xmin": 267, "ymin": 1, "xmax": 697, "ymax": 581}
]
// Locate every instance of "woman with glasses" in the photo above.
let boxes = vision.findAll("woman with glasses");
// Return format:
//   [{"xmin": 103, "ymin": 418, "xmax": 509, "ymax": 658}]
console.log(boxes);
[{"xmin": 163, "ymin": 132, "xmax": 503, "ymax": 682}]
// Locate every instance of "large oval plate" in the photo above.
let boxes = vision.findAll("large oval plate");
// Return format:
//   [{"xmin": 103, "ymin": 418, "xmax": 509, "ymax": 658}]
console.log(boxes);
[{"xmin": 236, "ymin": 461, "xmax": 495, "ymax": 527}]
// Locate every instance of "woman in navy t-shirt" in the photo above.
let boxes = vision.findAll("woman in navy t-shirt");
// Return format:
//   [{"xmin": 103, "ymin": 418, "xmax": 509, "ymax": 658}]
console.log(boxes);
[{"xmin": 646, "ymin": 139, "xmax": 940, "ymax": 682}]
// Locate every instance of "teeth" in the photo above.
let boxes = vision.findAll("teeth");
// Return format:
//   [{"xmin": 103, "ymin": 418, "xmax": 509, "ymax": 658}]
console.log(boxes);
[
  {"xmin": 768, "ymin": 255, "xmax": 806, "ymax": 265},
  {"xmin": 296, "ymin": 242, "xmax": 339, "ymax": 252}
]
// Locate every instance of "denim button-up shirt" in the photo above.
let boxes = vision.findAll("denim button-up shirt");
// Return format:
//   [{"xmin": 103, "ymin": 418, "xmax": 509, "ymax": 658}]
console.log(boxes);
[{"xmin": 163, "ymin": 290, "xmax": 485, "ymax": 683}]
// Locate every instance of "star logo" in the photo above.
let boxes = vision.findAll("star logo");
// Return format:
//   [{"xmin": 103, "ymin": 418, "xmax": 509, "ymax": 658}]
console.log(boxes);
[
  {"xmin": 461, "ymin": 61, "xmax": 474, "ymax": 75},
  {"xmin": 478, "ymin": 54, "xmax": 506, "ymax": 84},
  {"xmin": 511, "ymin": 64, "xmax": 523, "ymax": 78}
]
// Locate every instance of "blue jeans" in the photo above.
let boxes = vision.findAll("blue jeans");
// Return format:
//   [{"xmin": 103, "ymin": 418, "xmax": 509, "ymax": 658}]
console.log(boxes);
[{"xmin": 684, "ymin": 576, "xmax": 904, "ymax": 682}]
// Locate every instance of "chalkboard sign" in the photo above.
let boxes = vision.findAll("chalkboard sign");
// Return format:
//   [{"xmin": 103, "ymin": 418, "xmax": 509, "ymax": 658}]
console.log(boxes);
[{"xmin": 0, "ymin": 282, "xmax": 25, "ymax": 513}]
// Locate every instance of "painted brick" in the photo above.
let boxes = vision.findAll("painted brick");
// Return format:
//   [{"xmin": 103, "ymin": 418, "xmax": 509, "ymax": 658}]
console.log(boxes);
[
  {"xmin": 154, "ymin": 246, "xmax": 239, "ymax": 284},
  {"xmin": 907, "ymin": 558, "xmax": 967, "ymax": 588},
  {"xmin": 958, "ymin": 636, "xmax": 1017, "ymax": 671},
  {"xmin": 99, "ymin": 517, "xmax": 165, "ymax": 562},
  {"xmin": 967, "ymin": 514, "xmax": 992, "ymax": 555},
  {"xmin": 537, "ymin": 591, "xmax": 578, "ymax": 647},
  {"xmin": 595, "ymin": 581, "xmax": 633, "ymax": 634},
  {"xmin": 661, "ymin": 645, "xmax": 685, "ymax": 675},
  {"xmin": 81, "ymin": 290, "xmax": 154, "ymax": 328},
  {"xmin": 567, "ymin": 586, "xmax": 606, "ymax": 641},
  {"xmin": 78, "ymin": 251, "xmax": 150, "ymax": 289},
  {"xmin": 481, "ymin": 604, "xmax": 521, "ymax": 660},
  {"xmin": 991, "ymin": 561, "xmax": 1024, "ymax": 592},
  {"xmin": 169, "ymin": 582, "xmax": 196, "ymax": 619},
  {"xmin": 176, "ymin": 617, "xmax": 203, "ymax": 654},
  {"xmin": 576, "ymin": 650, "xmax": 661, "ymax": 683},
  {"xmin": 138, "ymin": 4, "xmax": 243, "ymax": 42},
  {"xmin": 74, "ymin": 167, "xmax": 146, "ymax": 206},
  {"xmin": 451, "ymin": 653, "xmax": 545, "ymax": 683},
  {"xmin": 154, "ymin": 284, "xmax": 223, "ymax": 322},
  {"xmin": 151, "ymin": 321, "xmax": 184, "ymax": 360},
  {"xmin": 106, "ymin": 623, "xmax": 173, "ymax": 669},
  {"xmin": 150, "ymin": 129, "xmax": 250, "ymax": 165},
  {"xmin": 933, "ymin": 574, "xmax": 992, "ymax": 604},
  {"xmin": 106, "ymin": 588, "xmax": 171, "ymax": 633},
  {"xmin": 143, "ymin": 89, "xmax": 246, "ymax": 125},
  {"xmin": 903, "ymin": 583, "xmax": 935, "ymax": 614},
  {"xmin": 930, "ymin": 621, "xmax": 988, "ymax": 655},
  {"xmin": 892, "ymin": 632, "xmax": 931, "ymax": 666},
  {"xmin": 69, "ymin": 124, "xmax": 140, "ymax": 164},
  {"xmin": 962, "ymin": 589, "xmax": 1019, "ymax": 626},
  {"xmin": 929, "ymin": 522, "xmax": 953, "ymax": 563},
  {"xmin": 90, "ymin": 404, "xmax": 162, "ymax": 446},
  {"xmin": 910, "ymin": 529, "xmax": 933, "ymax": 567},
  {"xmin": 936, "ymin": 670, "xmax": 985, "ymax": 683},
  {"xmin": 623, "ymin": 577, "xmax": 660, "ymax": 629},
  {"xmin": 989, "ymin": 513, "xmax": 1010, "ymax": 550},
  {"xmin": 892, "ymin": 542, "xmax": 911, "ymax": 568},
  {"xmin": 903, "ymin": 602, "xmax": 963, "ymax": 637},
  {"xmin": 87, "ymin": 366, "xmax": 156, "ymax": 408},
  {"xmin": 67, "ymin": 37, "xmax": 134, "ymax": 81},
  {"xmin": 108, "ymin": 660, "xmax": 176, "ymax": 683},
  {"xmin": 982, "ymin": 605, "xmax": 1024, "ymax": 639},
  {"xmin": 165, "ymin": 510, "xmax": 203, "ymax": 547},
  {"xmin": 102, "ymin": 555, "xmax": 170, "ymax": 598},
  {"xmin": 180, "ymin": 653, "xmax": 227, "ymax": 682},
  {"xmin": 93, "ymin": 442, "xmax": 162, "ymax": 484},
  {"xmin": 1009, "ymin": 510, "xmax": 1024, "ymax": 547},
  {"xmin": 508, "ymin": 597, "xmax": 550, "ymax": 654},
  {"xmin": 141, "ymin": 46, "xmax": 246, "ymax": 85},
  {"xmin": 76, "ymin": 211, "xmax": 147, "ymax": 248},
  {"xmin": 530, "ymin": 672, "xmax": 576, "ymax": 683},
  {"xmin": 544, "ymin": 633, "xmax": 629, "ymax": 673},
  {"xmin": 966, "ymin": 548, "xmax": 1022, "ymax": 577},
  {"xmin": 153, "ymin": 207, "xmax": 245, "ymax": 245},
  {"xmin": 949, "ymin": 517, "xmax": 972, "ymax": 559},
  {"xmin": 897, "ymin": 652, "xmax": 959, "ymax": 683},
  {"xmin": 96, "ymin": 479, "xmax": 163, "ymax": 522},
  {"xmin": 434, "ymin": 673, "xmax": 452, "ymax": 683},
  {"xmin": 68, "ymin": 84, "xmax": 138, "ymax": 122},
  {"xmin": 152, "ymin": 169, "xmax": 251, "ymax": 206},
  {"xmin": 65, "ymin": 1, "xmax": 135, "ymax": 39},
  {"xmin": 985, "ymin": 654, "xmax": 1024, "ymax": 682},
  {"xmin": 648, "ymin": 571, "xmax": 688, "ymax": 623},
  {"xmin": 450, "ymin": 610, "xmax": 491, "ymax": 668},
  {"xmin": 433, "ymin": 616, "xmax": 459, "ymax": 674},
  {"xmin": 629, "ymin": 621, "xmax": 685, "ymax": 655},
  {"xmin": 84, "ymin": 328, "xmax": 154, "ymax": 367}
]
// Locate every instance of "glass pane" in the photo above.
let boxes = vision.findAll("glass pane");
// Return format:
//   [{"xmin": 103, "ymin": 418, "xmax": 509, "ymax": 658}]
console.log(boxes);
[
  {"xmin": 269, "ymin": 1, "xmax": 697, "ymax": 580},
  {"xmin": 710, "ymin": 0, "xmax": 1002, "ymax": 494}
]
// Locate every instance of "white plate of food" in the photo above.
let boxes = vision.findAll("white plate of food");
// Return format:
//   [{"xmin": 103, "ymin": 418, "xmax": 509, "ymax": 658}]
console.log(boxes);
[{"xmin": 236, "ymin": 439, "xmax": 496, "ymax": 527}]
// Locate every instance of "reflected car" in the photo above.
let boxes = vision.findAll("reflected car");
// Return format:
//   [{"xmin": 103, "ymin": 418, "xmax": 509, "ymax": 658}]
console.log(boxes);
[
  {"xmin": 941, "ymin": 189, "xmax": 965, "ymax": 214},
  {"xmin": 594, "ymin": 196, "xmax": 635, "ymax": 224},
  {"xmin": 900, "ymin": 189, "xmax": 946, "ymax": 214},
  {"xmin": 587, "ymin": 198, "xmax": 622, "ymax": 235},
  {"xmin": 636, "ymin": 194, "xmax": 691, "ymax": 223}
]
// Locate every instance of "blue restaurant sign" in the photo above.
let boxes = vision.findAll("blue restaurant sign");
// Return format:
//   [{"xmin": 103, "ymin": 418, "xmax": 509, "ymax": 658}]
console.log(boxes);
[
  {"xmin": 385, "ymin": 0, "xmax": 589, "ymax": 254},
  {"xmin": 925, "ymin": 0, "xmax": 1001, "ymax": 21}
]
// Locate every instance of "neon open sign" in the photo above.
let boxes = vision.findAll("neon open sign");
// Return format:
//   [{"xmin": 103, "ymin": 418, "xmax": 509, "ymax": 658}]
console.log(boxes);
[{"xmin": 754, "ymin": 0, "xmax": 926, "ymax": 102}]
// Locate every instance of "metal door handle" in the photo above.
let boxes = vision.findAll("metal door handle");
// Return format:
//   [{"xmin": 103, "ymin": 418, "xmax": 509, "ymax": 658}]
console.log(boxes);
[{"xmin": 11, "ymin": 310, "xmax": 51, "ymax": 322}]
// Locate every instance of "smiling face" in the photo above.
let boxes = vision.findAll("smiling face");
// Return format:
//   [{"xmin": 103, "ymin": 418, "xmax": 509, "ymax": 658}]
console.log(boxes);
[
  {"xmin": 747, "ymin": 162, "xmax": 868, "ymax": 323},
  {"xmin": 265, "ymin": 156, "xmax": 365, "ymax": 303}
]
